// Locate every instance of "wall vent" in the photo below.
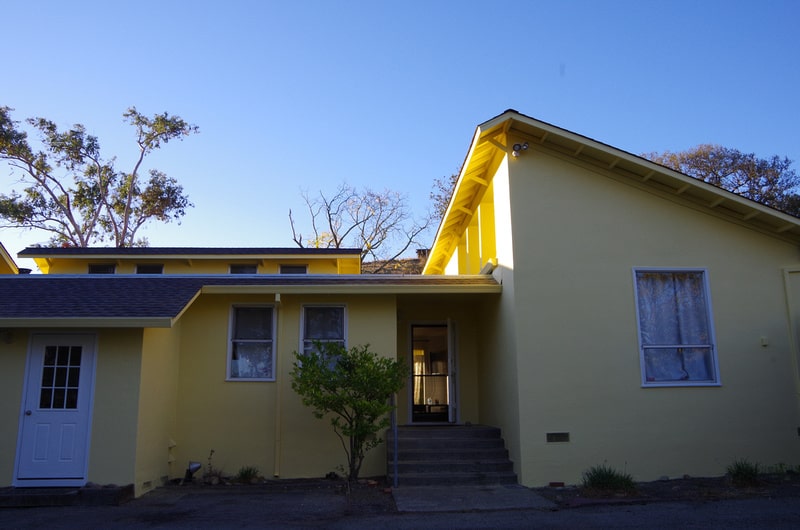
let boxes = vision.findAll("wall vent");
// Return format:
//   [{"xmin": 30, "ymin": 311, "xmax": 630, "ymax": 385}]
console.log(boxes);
[{"xmin": 546, "ymin": 432, "xmax": 570, "ymax": 443}]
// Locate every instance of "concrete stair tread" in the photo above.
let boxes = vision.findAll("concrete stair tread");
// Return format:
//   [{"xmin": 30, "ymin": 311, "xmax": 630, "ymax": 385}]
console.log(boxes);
[{"xmin": 388, "ymin": 424, "xmax": 517, "ymax": 487}]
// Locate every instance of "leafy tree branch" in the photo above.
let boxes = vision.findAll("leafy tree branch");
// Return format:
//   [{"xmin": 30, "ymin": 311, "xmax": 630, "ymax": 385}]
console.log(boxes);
[
  {"xmin": 643, "ymin": 144, "xmax": 799, "ymax": 216},
  {"xmin": 0, "ymin": 106, "xmax": 198, "ymax": 246}
]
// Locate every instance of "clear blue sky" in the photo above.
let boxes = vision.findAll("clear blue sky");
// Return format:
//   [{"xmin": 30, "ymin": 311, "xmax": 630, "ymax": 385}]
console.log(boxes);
[{"xmin": 3, "ymin": 0, "xmax": 799, "ymax": 270}]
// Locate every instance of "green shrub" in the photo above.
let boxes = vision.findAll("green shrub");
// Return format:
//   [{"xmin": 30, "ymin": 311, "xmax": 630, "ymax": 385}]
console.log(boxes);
[
  {"xmin": 236, "ymin": 466, "xmax": 260, "ymax": 483},
  {"xmin": 581, "ymin": 464, "xmax": 636, "ymax": 493},
  {"xmin": 764, "ymin": 462, "xmax": 800, "ymax": 475},
  {"xmin": 727, "ymin": 458, "xmax": 760, "ymax": 487},
  {"xmin": 290, "ymin": 342, "xmax": 408, "ymax": 482}
]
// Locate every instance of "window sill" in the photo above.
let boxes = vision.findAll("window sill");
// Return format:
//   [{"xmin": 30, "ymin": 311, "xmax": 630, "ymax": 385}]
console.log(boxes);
[
  {"xmin": 226, "ymin": 378, "xmax": 275, "ymax": 382},
  {"xmin": 641, "ymin": 381, "xmax": 721, "ymax": 388}
]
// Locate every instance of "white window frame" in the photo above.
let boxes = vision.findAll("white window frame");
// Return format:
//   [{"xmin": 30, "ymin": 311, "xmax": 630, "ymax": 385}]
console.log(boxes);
[
  {"xmin": 227, "ymin": 305, "xmax": 276, "ymax": 381},
  {"xmin": 300, "ymin": 304, "xmax": 347, "ymax": 356},
  {"xmin": 632, "ymin": 268, "xmax": 721, "ymax": 387}
]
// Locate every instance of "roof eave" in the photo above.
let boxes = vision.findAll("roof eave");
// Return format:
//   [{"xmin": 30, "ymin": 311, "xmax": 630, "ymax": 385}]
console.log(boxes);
[
  {"xmin": 17, "ymin": 248, "xmax": 363, "ymax": 259},
  {"xmin": 504, "ymin": 113, "xmax": 800, "ymax": 242},
  {"xmin": 0, "ymin": 317, "xmax": 176, "ymax": 328},
  {"xmin": 201, "ymin": 282, "xmax": 502, "ymax": 295}
]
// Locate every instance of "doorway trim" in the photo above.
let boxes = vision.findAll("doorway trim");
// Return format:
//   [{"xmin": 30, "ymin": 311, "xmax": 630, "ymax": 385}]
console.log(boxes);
[
  {"xmin": 14, "ymin": 332, "xmax": 97, "ymax": 487},
  {"xmin": 407, "ymin": 321, "xmax": 458, "ymax": 424}
]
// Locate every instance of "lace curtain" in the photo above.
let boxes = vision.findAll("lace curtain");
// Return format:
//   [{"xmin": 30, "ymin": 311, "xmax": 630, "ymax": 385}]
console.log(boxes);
[{"xmin": 635, "ymin": 271, "xmax": 715, "ymax": 383}]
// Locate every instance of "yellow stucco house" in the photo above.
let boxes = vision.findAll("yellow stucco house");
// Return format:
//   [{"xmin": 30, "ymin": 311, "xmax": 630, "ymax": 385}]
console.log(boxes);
[{"xmin": 2, "ymin": 110, "xmax": 800, "ymax": 496}]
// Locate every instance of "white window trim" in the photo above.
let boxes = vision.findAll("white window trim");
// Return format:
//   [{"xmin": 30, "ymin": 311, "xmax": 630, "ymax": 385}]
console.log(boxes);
[
  {"xmin": 227, "ymin": 304, "xmax": 276, "ymax": 382},
  {"xmin": 300, "ymin": 304, "xmax": 347, "ymax": 354},
  {"xmin": 632, "ymin": 268, "xmax": 721, "ymax": 388}
]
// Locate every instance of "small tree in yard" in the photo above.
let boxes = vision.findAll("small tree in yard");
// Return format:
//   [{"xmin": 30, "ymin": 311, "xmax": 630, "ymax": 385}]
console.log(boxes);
[{"xmin": 290, "ymin": 342, "xmax": 407, "ymax": 482}]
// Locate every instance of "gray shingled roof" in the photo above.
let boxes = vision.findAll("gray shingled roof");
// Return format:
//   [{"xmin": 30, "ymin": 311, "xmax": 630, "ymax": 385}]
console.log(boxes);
[
  {"xmin": 0, "ymin": 276, "xmax": 205, "ymax": 319},
  {"xmin": 0, "ymin": 274, "xmax": 500, "ymax": 324}
]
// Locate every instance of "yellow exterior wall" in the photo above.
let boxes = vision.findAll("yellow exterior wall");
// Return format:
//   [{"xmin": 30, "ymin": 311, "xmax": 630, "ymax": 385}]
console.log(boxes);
[
  {"xmin": 475, "ymin": 158, "xmax": 524, "ymax": 478},
  {"xmin": 87, "ymin": 329, "xmax": 144, "ymax": 487},
  {"xmin": 173, "ymin": 292, "xmax": 397, "ymax": 481},
  {"xmin": 35, "ymin": 257, "xmax": 359, "ymax": 275},
  {"xmin": 781, "ymin": 269, "xmax": 800, "ymax": 396},
  {"xmin": 134, "ymin": 325, "xmax": 182, "ymax": 496},
  {"xmin": 338, "ymin": 259, "xmax": 361, "ymax": 274},
  {"xmin": 0, "ymin": 330, "xmax": 28, "ymax": 487},
  {"xmin": 438, "ymin": 141, "xmax": 800, "ymax": 486},
  {"xmin": 504, "ymin": 149, "xmax": 800, "ymax": 486},
  {"xmin": 478, "ymin": 181, "xmax": 497, "ymax": 265},
  {"xmin": 0, "ymin": 329, "xmax": 145, "ymax": 490},
  {"xmin": 438, "ymin": 155, "xmax": 526, "ymax": 478}
]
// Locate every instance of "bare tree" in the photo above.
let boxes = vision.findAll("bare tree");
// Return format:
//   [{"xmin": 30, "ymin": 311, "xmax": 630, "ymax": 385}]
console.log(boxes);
[
  {"xmin": 430, "ymin": 172, "xmax": 459, "ymax": 223},
  {"xmin": 289, "ymin": 183, "xmax": 430, "ymax": 272}
]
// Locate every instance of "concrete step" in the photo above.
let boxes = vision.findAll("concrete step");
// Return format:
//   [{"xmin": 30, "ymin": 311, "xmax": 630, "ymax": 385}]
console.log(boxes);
[
  {"xmin": 388, "ymin": 448, "xmax": 510, "ymax": 461},
  {"xmin": 387, "ymin": 424, "xmax": 517, "ymax": 487},
  {"xmin": 0, "ymin": 484, "xmax": 134, "ymax": 507},
  {"xmin": 394, "ymin": 460, "xmax": 515, "ymax": 473},
  {"xmin": 389, "ymin": 437, "xmax": 506, "ymax": 451},
  {"xmin": 387, "ymin": 471, "xmax": 519, "ymax": 486}
]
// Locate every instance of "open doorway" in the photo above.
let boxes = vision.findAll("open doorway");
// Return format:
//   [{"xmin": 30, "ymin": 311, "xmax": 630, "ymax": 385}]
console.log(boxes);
[{"xmin": 411, "ymin": 324, "xmax": 454, "ymax": 423}]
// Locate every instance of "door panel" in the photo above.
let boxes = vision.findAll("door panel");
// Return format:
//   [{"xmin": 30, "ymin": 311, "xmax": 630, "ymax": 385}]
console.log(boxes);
[{"xmin": 16, "ymin": 334, "xmax": 95, "ymax": 482}]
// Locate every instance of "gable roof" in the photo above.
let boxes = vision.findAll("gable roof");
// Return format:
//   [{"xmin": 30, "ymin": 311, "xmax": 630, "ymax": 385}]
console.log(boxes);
[
  {"xmin": 0, "ymin": 242, "xmax": 18, "ymax": 275},
  {"xmin": 425, "ymin": 110, "xmax": 800, "ymax": 274},
  {"xmin": 0, "ymin": 274, "xmax": 500, "ymax": 327}
]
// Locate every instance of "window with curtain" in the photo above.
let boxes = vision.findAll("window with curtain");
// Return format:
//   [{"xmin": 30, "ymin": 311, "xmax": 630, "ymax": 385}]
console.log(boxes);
[
  {"xmin": 228, "ymin": 306, "xmax": 274, "ymax": 380},
  {"xmin": 634, "ymin": 269, "xmax": 719, "ymax": 386},
  {"xmin": 302, "ymin": 305, "xmax": 345, "ymax": 355}
]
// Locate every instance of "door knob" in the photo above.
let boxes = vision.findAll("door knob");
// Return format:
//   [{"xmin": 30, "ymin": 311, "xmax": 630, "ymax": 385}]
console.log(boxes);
[{"xmin": 25, "ymin": 410, "xmax": 32, "ymax": 416}]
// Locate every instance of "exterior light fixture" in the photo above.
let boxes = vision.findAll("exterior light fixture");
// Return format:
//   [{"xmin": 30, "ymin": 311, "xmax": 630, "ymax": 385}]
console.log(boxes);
[
  {"xmin": 182, "ymin": 461, "xmax": 202, "ymax": 484},
  {"xmin": 511, "ymin": 142, "xmax": 529, "ymax": 158}
]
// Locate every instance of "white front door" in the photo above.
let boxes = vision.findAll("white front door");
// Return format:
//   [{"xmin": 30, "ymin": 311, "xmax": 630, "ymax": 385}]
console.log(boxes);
[{"xmin": 15, "ymin": 334, "xmax": 96, "ymax": 486}]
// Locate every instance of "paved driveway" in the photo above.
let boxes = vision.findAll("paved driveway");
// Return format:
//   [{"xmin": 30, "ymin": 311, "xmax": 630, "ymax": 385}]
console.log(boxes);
[{"xmin": 1, "ymin": 484, "xmax": 799, "ymax": 529}]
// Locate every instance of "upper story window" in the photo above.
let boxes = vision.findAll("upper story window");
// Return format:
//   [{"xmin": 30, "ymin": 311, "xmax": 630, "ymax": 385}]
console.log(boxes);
[
  {"xmin": 230, "ymin": 264, "xmax": 258, "ymax": 274},
  {"xmin": 302, "ymin": 305, "xmax": 345, "ymax": 355},
  {"xmin": 136, "ymin": 264, "xmax": 164, "ymax": 274},
  {"xmin": 228, "ymin": 306, "xmax": 275, "ymax": 381},
  {"xmin": 280, "ymin": 265, "xmax": 308, "ymax": 274},
  {"xmin": 88, "ymin": 263, "xmax": 116, "ymax": 274},
  {"xmin": 633, "ymin": 269, "xmax": 720, "ymax": 387}
]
